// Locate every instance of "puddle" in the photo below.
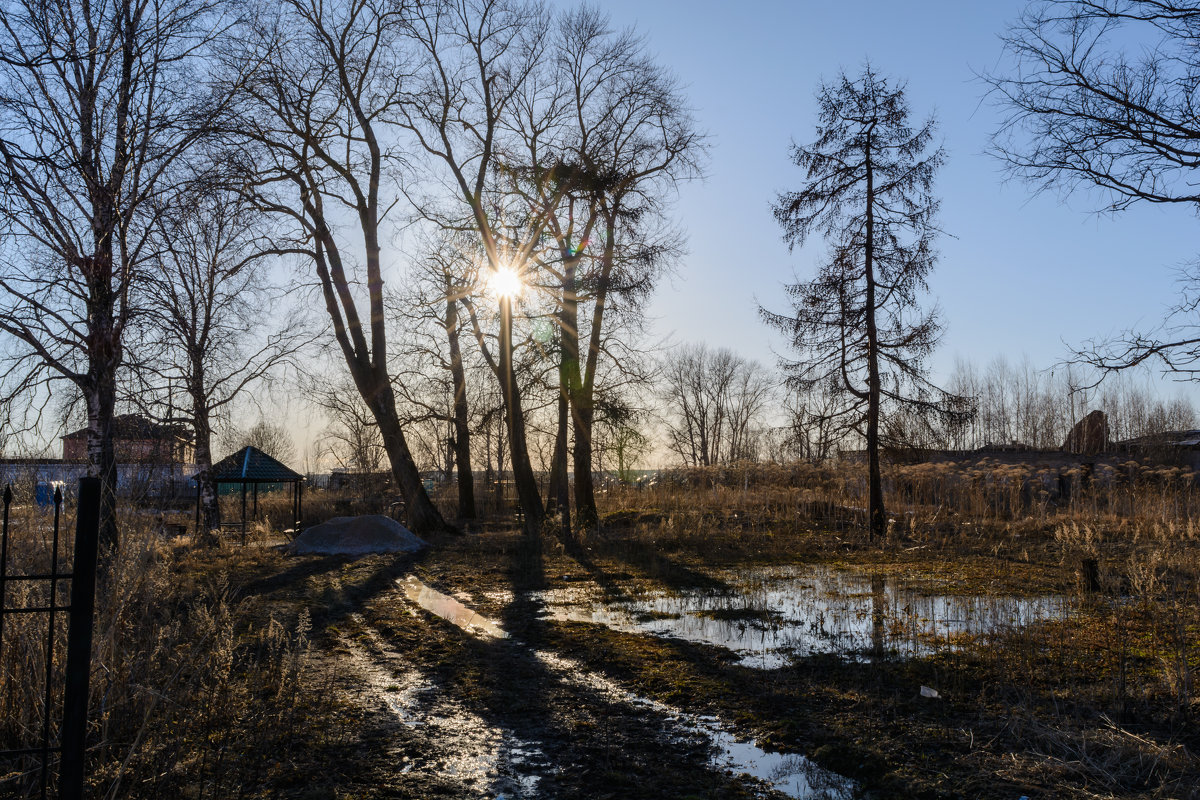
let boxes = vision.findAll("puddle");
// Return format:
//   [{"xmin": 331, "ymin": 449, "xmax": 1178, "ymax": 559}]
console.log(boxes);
[
  {"xmin": 538, "ymin": 565, "xmax": 1067, "ymax": 667},
  {"xmin": 534, "ymin": 649, "xmax": 854, "ymax": 799},
  {"xmin": 401, "ymin": 576, "xmax": 508, "ymax": 638},
  {"xmin": 340, "ymin": 618, "xmax": 545, "ymax": 797},
  {"xmin": 707, "ymin": 724, "xmax": 853, "ymax": 799}
]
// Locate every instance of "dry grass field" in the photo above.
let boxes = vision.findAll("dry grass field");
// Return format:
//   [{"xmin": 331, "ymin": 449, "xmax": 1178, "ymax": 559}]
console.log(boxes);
[{"xmin": 3, "ymin": 458, "xmax": 1199, "ymax": 798}]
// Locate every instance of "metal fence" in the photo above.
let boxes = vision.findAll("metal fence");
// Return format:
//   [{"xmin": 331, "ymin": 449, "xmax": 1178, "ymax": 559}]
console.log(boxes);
[{"xmin": 0, "ymin": 477, "xmax": 100, "ymax": 800}]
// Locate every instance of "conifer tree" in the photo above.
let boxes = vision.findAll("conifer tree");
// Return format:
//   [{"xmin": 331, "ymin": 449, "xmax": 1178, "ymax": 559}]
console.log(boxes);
[{"xmin": 765, "ymin": 66, "xmax": 964, "ymax": 540}]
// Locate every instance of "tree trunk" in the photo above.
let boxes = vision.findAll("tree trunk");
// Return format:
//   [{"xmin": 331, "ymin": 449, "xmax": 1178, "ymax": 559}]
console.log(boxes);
[
  {"xmin": 196, "ymin": 438, "xmax": 219, "ymax": 531},
  {"xmin": 547, "ymin": 431, "xmax": 559, "ymax": 513},
  {"xmin": 84, "ymin": 376, "xmax": 118, "ymax": 555},
  {"xmin": 864, "ymin": 136, "xmax": 886, "ymax": 541},
  {"xmin": 571, "ymin": 403, "xmax": 596, "ymax": 527},
  {"xmin": 83, "ymin": 260, "xmax": 120, "ymax": 554},
  {"xmin": 548, "ymin": 261, "xmax": 573, "ymax": 534},
  {"xmin": 306, "ymin": 183, "xmax": 451, "ymax": 535},
  {"xmin": 445, "ymin": 296, "xmax": 475, "ymax": 520},
  {"xmin": 546, "ymin": 412, "xmax": 564, "ymax": 514},
  {"xmin": 368, "ymin": 382, "xmax": 445, "ymax": 534},
  {"xmin": 551, "ymin": 388, "xmax": 571, "ymax": 536},
  {"xmin": 191, "ymin": 387, "xmax": 220, "ymax": 533},
  {"xmin": 560, "ymin": 255, "xmax": 598, "ymax": 529},
  {"xmin": 499, "ymin": 295, "xmax": 544, "ymax": 534},
  {"xmin": 570, "ymin": 214, "xmax": 619, "ymax": 530}
]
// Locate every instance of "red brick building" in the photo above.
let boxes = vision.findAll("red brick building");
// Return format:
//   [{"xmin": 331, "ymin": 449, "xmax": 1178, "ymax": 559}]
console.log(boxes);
[{"xmin": 61, "ymin": 414, "xmax": 194, "ymax": 464}]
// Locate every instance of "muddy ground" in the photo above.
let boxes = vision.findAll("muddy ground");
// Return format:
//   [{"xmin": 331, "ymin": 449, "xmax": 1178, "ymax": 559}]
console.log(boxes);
[{"xmin": 224, "ymin": 518, "xmax": 1200, "ymax": 800}]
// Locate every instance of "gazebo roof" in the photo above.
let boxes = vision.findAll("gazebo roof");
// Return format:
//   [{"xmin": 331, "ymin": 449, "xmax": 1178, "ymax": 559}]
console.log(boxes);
[{"xmin": 198, "ymin": 446, "xmax": 303, "ymax": 483}]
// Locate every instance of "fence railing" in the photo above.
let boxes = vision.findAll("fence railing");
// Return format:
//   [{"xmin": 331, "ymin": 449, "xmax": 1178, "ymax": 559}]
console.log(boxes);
[{"xmin": 0, "ymin": 477, "xmax": 100, "ymax": 800}]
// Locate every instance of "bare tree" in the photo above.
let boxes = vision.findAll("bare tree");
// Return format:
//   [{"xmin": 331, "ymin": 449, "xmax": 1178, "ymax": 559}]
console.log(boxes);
[
  {"xmin": 945, "ymin": 354, "xmax": 1197, "ymax": 448},
  {"xmin": 313, "ymin": 379, "xmax": 387, "ymax": 474},
  {"xmin": 138, "ymin": 181, "xmax": 308, "ymax": 531},
  {"xmin": 660, "ymin": 343, "xmax": 772, "ymax": 467},
  {"xmin": 988, "ymin": 1, "xmax": 1200, "ymax": 376},
  {"xmin": 721, "ymin": 354, "xmax": 776, "ymax": 462},
  {"xmin": 661, "ymin": 343, "xmax": 721, "ymax": 467},
  {"xmin": 990, "ymin": 1, "xmax": 1200, "ymax": 212},
  {"xmin": 0, "ymin": 0, "xmax": 229, "ymax": 549},
  {"xmin": 591, "ymin": 389, "xmax": 651, "ymax": 483},
  {"xmin": 222, "ymin": 0, "xmax": 451, "ymax": 534},
  {"xmin": 223, "ymin": 419, "xmax": 296, "ymax": 463},
  {"xmin": 502, "ymin": 5, "xmax": 705, "ymax": 527},
  {"xmin": 765, "ymin": 66, "xmax": 962, "ymax": 539},
  {"xmin": 393, "ymin": 232, "xmax": 482, "ymax": 520},
  {"xmin": 397, "ymin": 0, "xmax": 553, "ymax": 533},
  {"xmin": 782, "ymin": 378, "xmax": 850, "ymax": 461}
]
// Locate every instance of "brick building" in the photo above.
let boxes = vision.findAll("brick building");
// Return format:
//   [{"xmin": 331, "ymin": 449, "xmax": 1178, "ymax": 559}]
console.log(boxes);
[{"xmin": 61, "ymin": 414, "xmax": 194, "ymax": 464}]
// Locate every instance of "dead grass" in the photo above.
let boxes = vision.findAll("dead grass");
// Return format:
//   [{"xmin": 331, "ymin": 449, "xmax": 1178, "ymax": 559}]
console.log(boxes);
[
  {"xmin": 573, "ymin": 462, "xmax": 1200, "ymax": 797},
  {"xmin": 0, "ymin": 502, "xmax": 349, "ymax": 799},
  {"xmin": 5, "ymin": 455, "xmax": 1199, "ymax": 799}
]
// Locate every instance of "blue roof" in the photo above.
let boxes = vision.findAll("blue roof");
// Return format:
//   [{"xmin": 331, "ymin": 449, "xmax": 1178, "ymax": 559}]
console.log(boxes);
[{"xmin": 196, "ymin": 446, "xmax": 302, "ymax": 483}]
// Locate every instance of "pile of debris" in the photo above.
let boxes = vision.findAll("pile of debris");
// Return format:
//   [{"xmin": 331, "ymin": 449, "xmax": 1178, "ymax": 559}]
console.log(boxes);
[{"xmin": 290, "ymin": 514, "xmax": 428, "ymax": 556}]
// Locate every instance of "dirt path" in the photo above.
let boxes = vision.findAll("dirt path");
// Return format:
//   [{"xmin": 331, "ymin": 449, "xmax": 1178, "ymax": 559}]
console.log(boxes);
[{"xmin": 325, "ymin": 579, "xmax": 846, "ymax": 800}]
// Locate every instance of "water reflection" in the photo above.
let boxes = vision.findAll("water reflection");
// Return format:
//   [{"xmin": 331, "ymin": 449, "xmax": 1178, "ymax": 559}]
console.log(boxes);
[
  {"xmin": 394, "ymin": 580, "xmax": 854, "ymax": 798},
  {"xmin": 538, "ymin": 566, "xmax": 1066, "ymax": 668},
  {"xmin": 705, "ymin": 722, "xmax": 854, "ymax": 799},
  {"xmin": 401, "ymin": 576, "xmax": 508, "ymax": 638},
  {"xmin": 870, "ymin": 572, "xmax": 886, "ymax": 659}
]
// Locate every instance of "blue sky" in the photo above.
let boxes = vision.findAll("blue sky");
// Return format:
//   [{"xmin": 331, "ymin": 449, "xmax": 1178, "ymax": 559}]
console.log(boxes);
[{"xmin": 596, "ymin": 0, "xmax": 1200, "ymax": 391}]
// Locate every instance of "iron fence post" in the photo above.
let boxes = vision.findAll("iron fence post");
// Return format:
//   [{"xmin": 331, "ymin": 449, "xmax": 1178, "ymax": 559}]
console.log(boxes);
[
  {"xmin": 39, "ymin": 487, "xmax": 64, "ymax": 796},
  {"xmin": 59, "ymin": 477, "xmax": 100, "ymax": 800}
]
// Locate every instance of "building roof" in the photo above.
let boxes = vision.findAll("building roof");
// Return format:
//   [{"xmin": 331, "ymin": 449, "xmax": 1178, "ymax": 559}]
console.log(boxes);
[
  {"xmin": 62, "ymin": 413, "xmax": 191, "ymax": 443},
  {"xmin": 197, "ymin": 445, "xmax": 303, "ymax": 483},
  {"xmin": 1118, "ymin": 430, "xmax": 1200, "ymax": 448}
]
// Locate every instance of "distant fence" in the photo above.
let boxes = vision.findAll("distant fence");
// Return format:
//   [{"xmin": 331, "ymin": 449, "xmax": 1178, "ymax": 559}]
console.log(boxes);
[
  {"xmin": 0, "ymin": 478, "xmax": 100, "ymax": 800},
  {"xmin": 0, "ymin": 461, "xmax": 195, "ymax": 503}
]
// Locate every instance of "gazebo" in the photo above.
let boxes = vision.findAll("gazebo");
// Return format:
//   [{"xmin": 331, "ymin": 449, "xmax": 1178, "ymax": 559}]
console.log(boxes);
[{"xmin": 194, "ymin": 446, "xmax": 304, "ymax": 542}]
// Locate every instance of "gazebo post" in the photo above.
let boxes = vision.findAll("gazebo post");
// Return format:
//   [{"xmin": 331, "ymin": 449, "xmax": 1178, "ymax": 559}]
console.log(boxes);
[
  {"xmin": 297, "ymin": 480, "xmax": 303, "ymax": 532},
  {"xmin": 241, "ymin": 481, "xmax": 247, "ymax": 546},
  {"xmin": 253, "ymin": 483, "xmax": 258, "ymax": 520}
]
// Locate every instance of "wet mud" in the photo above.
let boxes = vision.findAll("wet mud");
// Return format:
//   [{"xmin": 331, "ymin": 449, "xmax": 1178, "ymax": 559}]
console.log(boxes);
[{"xmin": 279, "ymin": 526, "xmax": 1199, "ymax": 800}]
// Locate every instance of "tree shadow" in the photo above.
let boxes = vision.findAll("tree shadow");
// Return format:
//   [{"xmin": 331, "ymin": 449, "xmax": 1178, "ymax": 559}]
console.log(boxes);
[
  {"xmin": 587, "ymin": 538, "xmax": 731, "ymax": 593},
  {"xmin": 362, "ymin": 532, "xmax": 756, "ymax": 798},
  {"xmin": 237, "ymin": 549, "xmax": 430, "ymax": 638}
]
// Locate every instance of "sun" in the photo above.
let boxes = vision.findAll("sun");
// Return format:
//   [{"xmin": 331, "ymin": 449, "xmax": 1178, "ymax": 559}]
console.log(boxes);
[{"xmin": 487, "ymin": 266, "xmax": 524, "ymax": 299}]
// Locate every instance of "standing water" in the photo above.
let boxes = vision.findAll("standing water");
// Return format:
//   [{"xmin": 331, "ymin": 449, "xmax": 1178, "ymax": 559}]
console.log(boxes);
[{"xmin": 537, "ymin": 565, "xmax": 1067, "ymax": 667}]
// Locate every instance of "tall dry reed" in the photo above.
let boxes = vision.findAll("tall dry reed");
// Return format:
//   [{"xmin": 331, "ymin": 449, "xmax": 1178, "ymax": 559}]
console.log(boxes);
[{"xmin": 1, "ymin": 499, "xmax": 319, "ymax": 799}]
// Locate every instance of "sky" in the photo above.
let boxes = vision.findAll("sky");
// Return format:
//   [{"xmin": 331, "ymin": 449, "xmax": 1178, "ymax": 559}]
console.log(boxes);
[
  {"xmin": 593, "ymin": 0, "xmax": 1200, "ymax": 396},
  {"xmin": 10, "ymin": 0, "xmax": 1198, "ymax": 459}
]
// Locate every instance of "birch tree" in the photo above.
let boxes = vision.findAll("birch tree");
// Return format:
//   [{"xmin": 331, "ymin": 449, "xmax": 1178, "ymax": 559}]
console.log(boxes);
[
  {"xmin": 0, "ymin": 0, "xmax": 229, "ymax": 548},
  {"xmin": 140, "ymin": 181, "xmax": 308, "ymax": 531}
]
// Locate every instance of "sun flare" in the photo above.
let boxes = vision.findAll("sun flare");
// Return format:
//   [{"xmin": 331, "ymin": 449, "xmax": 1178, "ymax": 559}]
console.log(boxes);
[{"xmin": 487, "ymin": 266, "xmax": 524, "ymax": 299}]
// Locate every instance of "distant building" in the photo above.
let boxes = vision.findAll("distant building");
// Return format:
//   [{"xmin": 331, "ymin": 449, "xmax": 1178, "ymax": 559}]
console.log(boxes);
[
  {"xmin": 1116, "ymin": 430, "xmax": 1200, "ymax": 470},
  {"xmin": 0, "ymin": 414, "xmax": 197, "ymax": 501},
  {"xmin": 61, "ymin": 414, "xmax": 194, "ymax": 464}
]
